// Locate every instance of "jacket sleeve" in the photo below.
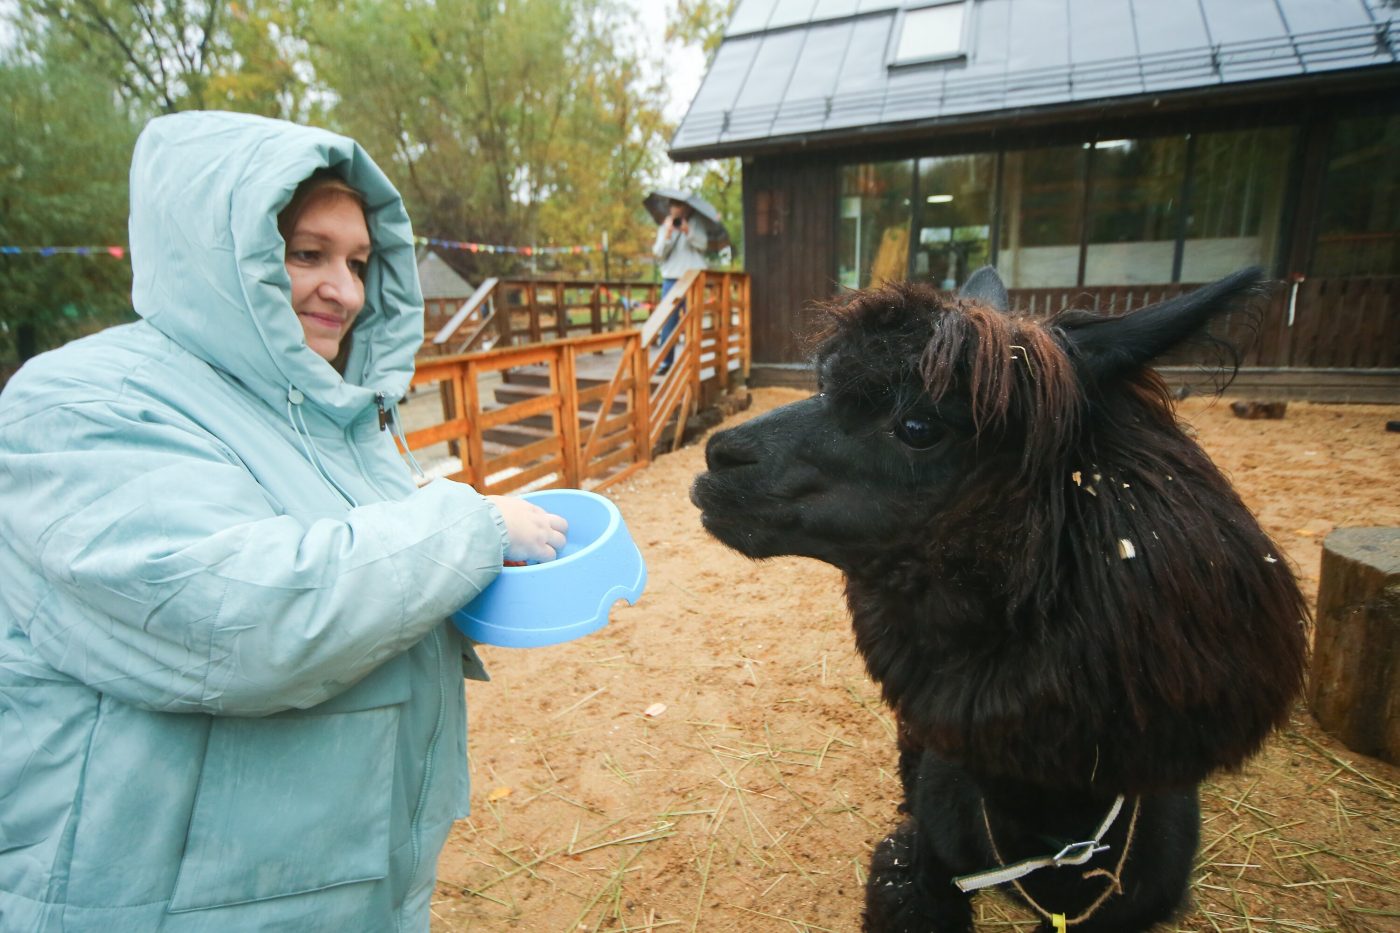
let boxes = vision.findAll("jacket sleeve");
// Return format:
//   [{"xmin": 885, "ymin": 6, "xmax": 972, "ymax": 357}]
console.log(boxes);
[
  {"xmin": 652, "ymin": 223, "xmax": 676, "ymax": 261},
  {"xmin": 0, "ymin": 398, "xmax": 507, "ymax": 717}
]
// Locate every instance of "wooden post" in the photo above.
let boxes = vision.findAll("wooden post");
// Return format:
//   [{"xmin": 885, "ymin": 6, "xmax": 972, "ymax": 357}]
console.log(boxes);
[
  {"xmin": 717, "ymin": 272, "xmax": 732, "ymax": 393},
  {"xmin": 463, "ymin": 360, "xmax": 484, "ymax": 487},
  {"xmin": 740, "ymin": 274, "xmax": 752, "ymax": 378},
  {"xmin": 554, "ymin": 282, "xmax": 567, "ymax": 340},
  {"xmin": 495, "ymin": 288, "xmax": 512, "ymax": 349},
  {"xmin": 558, "ymin": 347, "xmax": 581, "ymax": 487},
  {"xmin": 1309, "ymin": 527, "xmax": 1400, "ymax": 766},
  {"xmin": 631, "ymin": 332, "xmax": 652, "ymax": 467},
  {"xmin": 438, "ymin": 377, "xmax": 459, "ymax": 460},
  {"xmin": 688, "ymin": 274, "xmax": 703, "ymax": 417}
]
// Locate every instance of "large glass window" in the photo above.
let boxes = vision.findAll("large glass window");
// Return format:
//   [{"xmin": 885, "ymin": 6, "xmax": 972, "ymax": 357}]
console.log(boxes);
[
  {"xmin": 838, "ymin": 161, "xmax": 913, "ymax": 288},
  {"xmin": 1180, "ymin": 127, "xmax": 1294, "ymax": 282},
  {"xmin": 1313, "ymin": 113, "xmax": 1400, "ymax": 277},
  {"xmin": 1084, "ymin": 136, "xmax": 1186, "ymax": 285},
  {"xmin": 998, "ymin": 146, "xmax": 1086, "ymax": 287},
  {"xmin": 913, "ymin": 153, "xmax": 995, "ymax": 289},
  {"xmin": 835, "ymin": 117, "xmax": 1393, "ymax": 291}
]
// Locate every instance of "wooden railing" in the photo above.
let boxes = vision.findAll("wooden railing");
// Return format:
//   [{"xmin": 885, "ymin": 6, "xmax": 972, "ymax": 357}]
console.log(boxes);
[
  {"xmin": 1008, "ymin": 276, "xmax": 1400, "ymax": 369},
  {"xmin": 401, "ymin": 270, "xmax": 751, "ymax": 493},
  {"xmin": 1250, "ymin": 276, "xmax": 1399, "ymax": 369},
  {"xmin": 425, "ymin": 278, "xmax": 663, "ymax": 357},
  {"xmin": 1007, "ymin": 283, "xmax": 1196, "ymax": 317}
]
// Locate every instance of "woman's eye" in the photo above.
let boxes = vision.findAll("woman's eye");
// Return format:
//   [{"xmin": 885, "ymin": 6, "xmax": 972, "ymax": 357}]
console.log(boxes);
[
  {"xmin": 349, "ymin": 259, "xmax": 368, "ymax": 278},
  {"xmin": 893, "ymin": 416, "xmax": 940, "ymax": 450},
  {"xmin": 290, "ymin": 250, "xmax": 319, "ymax": 263}
]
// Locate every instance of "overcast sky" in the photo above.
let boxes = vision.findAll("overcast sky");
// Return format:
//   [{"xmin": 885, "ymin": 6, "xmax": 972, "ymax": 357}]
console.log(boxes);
[
  {"xmin": 0, "ymin": 0, "xmax": 15, "ymax": 52},
  {"xmin": 629, "ymin": 0, "xmax": 709, "ymax": 125}
]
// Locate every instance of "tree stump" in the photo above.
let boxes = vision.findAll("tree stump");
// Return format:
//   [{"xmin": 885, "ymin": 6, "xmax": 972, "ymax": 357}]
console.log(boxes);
[
  {"xmin": 1230, "ymin": 400, "xmax": 1287, "ymax": 419},
  {"xmin": 1309, "ymin": 527, "xmax": 1400, "ymax": 765}
]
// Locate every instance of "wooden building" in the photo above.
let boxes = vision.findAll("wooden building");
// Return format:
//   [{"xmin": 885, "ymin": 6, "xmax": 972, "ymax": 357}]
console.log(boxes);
[{"xmin": 670, "ymin": 0, "xmax": 1400, "ymax": 399}]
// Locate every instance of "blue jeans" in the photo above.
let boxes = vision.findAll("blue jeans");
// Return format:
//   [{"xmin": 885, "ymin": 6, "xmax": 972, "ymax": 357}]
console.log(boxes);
[{"xmin": 658, "ymin": 277, "xmax": 684, "ymax": 372}]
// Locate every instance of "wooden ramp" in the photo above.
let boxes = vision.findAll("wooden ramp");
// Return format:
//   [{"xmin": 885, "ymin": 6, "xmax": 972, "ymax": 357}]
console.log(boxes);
[{"xmin": 400, "ymin": 271, "xmax": 751, "ymax": 494}]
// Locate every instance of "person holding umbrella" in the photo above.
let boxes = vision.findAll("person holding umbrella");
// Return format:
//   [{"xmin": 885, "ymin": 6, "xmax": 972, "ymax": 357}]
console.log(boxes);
[{"xmin": 651, "ymin": 197, "xmax": 710, "ymax": 375}]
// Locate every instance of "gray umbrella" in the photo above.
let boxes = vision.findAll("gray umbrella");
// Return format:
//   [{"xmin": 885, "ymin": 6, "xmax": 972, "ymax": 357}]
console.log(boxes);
[{"xmin": 643, "ymin": 187, "xmax": 731, "ymax": 252}]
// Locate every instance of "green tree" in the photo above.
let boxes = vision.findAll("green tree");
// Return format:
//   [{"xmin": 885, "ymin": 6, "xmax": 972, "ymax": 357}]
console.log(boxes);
[
  {"xmin": 16, "ymin": 0, "xmax": 320, "ymax": 118},
  {"xmin": 667, "ymin": 0, "xmax": 734, "ymax": 57},
  {"xmin": 309, "ymin": 0, "xmax": 670, "ymax": 279},
  {"xmin": 0, "ymin": 54, "xmax": 138, "ymax": 377}
]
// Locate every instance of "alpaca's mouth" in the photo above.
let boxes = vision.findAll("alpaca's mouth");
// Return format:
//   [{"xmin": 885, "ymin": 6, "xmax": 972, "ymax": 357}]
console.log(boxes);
[
  {"xmin": 689, "ymin": 475, "xmax": 754, "ymax": 530},
  {"xmin": 693, "ymin": 475, "xmax": 764, "ymax": 545},
  {"xmin": 690, "ymin": 473, "xmax": 810, "ymax": 561}
]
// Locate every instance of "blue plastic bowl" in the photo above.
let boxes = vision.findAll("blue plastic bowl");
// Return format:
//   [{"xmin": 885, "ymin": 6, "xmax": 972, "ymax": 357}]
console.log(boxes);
[{"xmin": 452, "ymin": 489, "xmax": 647, "ymax": 648}]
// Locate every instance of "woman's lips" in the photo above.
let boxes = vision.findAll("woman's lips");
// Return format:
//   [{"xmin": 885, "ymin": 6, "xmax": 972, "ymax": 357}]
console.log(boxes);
[{"xmin": 300, "ymin": 311, "xmax": 345, "ymax": 330}]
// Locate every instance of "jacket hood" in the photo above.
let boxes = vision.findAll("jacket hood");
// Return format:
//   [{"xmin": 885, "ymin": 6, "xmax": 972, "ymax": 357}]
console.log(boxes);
[{"xmin": 129, "ymin": 111, "xmax": 422, "ymax": 425}]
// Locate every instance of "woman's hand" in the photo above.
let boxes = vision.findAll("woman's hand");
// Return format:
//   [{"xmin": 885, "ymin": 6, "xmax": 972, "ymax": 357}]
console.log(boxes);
[{"xmin": 486, "ymin": 495, "xmax": 568, "ymax": 563}]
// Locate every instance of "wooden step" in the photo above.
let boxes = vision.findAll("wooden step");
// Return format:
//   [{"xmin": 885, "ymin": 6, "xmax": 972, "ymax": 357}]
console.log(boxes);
[
  {"xmin": 493, "ymin": 380, "xmax": 549, "ymax": 406},
  {"xmin": 502, "ymin": 365, "xmax": 553, "ymax": 390},
  {"xmin": 503, "ymin": 362, "xmax": 607, "ymax": 390},
  {"xmin": 491, "ymin": 380, "xmax": 628, "ymax": 429},
  {"xmin": 482, "ymin": 421, "xmax": 555, "ymax": 448},
  {"xmin": 502, "ymin": 355, "xmax": 624, "ymax": 389}
]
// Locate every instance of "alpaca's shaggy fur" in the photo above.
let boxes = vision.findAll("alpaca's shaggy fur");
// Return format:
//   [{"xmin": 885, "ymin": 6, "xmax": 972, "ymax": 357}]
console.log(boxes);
[{"xmin": 691, "ymin": 267, "xmax": 1308, "ymax": 932}]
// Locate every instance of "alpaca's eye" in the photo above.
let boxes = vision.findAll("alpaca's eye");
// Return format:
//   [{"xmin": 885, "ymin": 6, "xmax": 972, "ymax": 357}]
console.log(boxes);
[{"xmin": 893, "ymin": 416, "xmax": 940, "ymax": 450}]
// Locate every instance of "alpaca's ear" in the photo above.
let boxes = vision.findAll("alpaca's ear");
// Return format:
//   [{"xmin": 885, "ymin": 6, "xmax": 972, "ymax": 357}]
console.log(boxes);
[
  {"xmin": 1055, "ymin": 267, "xmax": 1267, "ymax": 380},
  {"xmin": 958, "ymin": 266, "xmax": 1009, "ymax": 312}
]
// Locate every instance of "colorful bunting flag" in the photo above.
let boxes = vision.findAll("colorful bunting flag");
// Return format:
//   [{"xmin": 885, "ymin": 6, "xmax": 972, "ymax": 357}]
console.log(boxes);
[
  {"xmin": 414, "ymin": 235, "xmax": 600, "ymax": 256},
  {"xmin": 4, "ymin": 237, "xmax": 608, "ymax": 260},
  {"xmin": 0, "ymin": 245, "xmax": 129, "ymax": 258}
]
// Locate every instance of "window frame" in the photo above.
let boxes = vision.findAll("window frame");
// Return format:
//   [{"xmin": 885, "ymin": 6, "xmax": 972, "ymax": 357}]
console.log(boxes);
[{"xmin": 887, "ymin": 1, "xmax": 972, "ymax": 70}]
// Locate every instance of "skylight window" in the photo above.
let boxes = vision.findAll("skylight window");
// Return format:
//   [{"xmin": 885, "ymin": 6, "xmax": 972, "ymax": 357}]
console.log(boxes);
[{"xmin": 891, "ymin": 2, "xmax": 969, "ymax": 66}]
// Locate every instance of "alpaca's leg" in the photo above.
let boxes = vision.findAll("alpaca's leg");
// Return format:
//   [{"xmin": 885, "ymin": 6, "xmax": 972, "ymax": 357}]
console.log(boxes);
[
  {"xmin": 895, "ymin": 718, "xmax": 923, "ymax": 814},
  {"xmin": 1057, "ymin": 883, "xmax": 1192, "ymax": 933},
  {"xmin": 1018, "ymin": 789, "xmax": 1200, "ymax": 933},
  {"xmin": 863, "ymin": 818, "xmax": 972, "ymax": 933}
]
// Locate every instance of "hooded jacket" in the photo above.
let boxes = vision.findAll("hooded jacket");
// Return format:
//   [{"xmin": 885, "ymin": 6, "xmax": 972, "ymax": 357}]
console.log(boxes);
[{"xmin": 0, "ymin": 111, "xmax": 506, "ymax": 931}]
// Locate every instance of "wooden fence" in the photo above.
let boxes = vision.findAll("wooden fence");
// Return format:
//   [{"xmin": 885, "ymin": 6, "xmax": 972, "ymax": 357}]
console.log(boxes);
[
  {"xmin": 1008, "ymin": 275, "xmax": 1400, "ymax": 369},
  {"xmin": 424, "ymin": 279, "xmax": 664, "ymax": 357},
  {"xmin": 402, "ymin": 270, "xmax": 751, "ymax": 494}
]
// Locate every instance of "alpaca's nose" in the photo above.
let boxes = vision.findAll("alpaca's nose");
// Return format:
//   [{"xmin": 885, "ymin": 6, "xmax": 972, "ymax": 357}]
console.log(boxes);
[{"xmin": 705, "ymin": 429, "xmax": 760, "ymax": 472}]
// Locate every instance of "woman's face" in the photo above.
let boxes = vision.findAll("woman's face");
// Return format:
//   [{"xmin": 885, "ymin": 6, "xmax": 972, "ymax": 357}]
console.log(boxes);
[{"xmin": 283, "ymin": 193, "xmax": 371, "ymax": 361}]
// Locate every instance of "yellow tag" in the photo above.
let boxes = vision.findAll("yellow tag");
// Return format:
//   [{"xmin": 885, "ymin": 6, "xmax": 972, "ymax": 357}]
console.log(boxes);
[{"xmin": 1052, "ymin": 915, "xmax": 1068, "ymax": 933}]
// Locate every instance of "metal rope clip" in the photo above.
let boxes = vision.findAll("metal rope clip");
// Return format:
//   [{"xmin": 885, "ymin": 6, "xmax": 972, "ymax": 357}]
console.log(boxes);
[
  {"xmin": 1052, "ymin": 840, "xmax": 1111, "ymax": 867},
  {"xmin": 953, "ymin": 794, "xmax": 1126, "ymax": 894}
]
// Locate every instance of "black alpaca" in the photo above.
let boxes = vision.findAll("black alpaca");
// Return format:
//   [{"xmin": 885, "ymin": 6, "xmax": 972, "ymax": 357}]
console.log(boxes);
[{"xmin": 690, "ymin": 267, "xmax": 1308, "ymax": 932}]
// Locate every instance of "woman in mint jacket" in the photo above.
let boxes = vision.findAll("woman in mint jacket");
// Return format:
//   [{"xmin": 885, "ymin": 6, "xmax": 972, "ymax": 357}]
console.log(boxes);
[{"xmin": 0, "ymin": 111, "xmax": 564, "ymax": 931}]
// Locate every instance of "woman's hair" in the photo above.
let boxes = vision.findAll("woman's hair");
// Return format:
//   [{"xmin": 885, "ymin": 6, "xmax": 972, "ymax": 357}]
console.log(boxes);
[
  {"xmin": 278, "ymin": 170, "xmax": 369, "ymax": 374},
  {"xmin": 277, "ymin": 170, "xmax": 368, "ymax": 242}
]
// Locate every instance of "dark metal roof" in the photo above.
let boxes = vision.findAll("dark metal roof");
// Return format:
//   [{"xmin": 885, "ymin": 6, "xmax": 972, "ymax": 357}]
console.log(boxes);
[{"xmin": 670, "ymin": 0, "xmax": 1399, "ymax": 159}]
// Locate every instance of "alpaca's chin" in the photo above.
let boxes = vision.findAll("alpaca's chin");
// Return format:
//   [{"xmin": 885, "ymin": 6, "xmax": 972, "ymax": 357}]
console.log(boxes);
[
  {"xmin": 691, "ymin": 473, "xmax": 861, "ymax": 568},
  {"xmin": 696, "ymin": 508, "xmax": 785, "ymax": 559},
  {"xmin": 698, "ymin": 507, "xmax": 856, "ymax": 570},
  {"xmin": 693, "ymin": 480, "xmax": 792, "ymax": 559}
]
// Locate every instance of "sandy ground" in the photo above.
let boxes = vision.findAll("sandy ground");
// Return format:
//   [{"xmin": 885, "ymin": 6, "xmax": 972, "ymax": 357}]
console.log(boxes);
[{"xmin": 431, "ymin": 389, "xmax": 1400, "ymax": 933}]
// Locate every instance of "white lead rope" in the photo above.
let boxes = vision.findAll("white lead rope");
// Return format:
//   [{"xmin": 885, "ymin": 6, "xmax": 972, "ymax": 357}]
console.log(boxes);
[{"xmin": 953, "ymin": 794, "xmax": 1126, "ymax": 894}]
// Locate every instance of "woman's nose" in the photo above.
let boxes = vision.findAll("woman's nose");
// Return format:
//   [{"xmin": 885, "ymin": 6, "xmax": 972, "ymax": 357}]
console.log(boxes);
[{"xmin": 317, "ymin": 262, "xmax": 364, "ymax": 310}]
